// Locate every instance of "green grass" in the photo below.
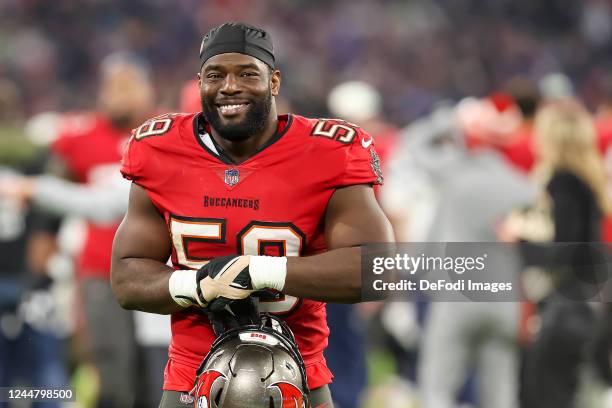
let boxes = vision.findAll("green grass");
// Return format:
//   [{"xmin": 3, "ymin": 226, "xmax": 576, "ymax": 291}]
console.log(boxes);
[
  {"xmin": 0, "ymin": 124, "xmax": 41, "ymax": 166},
  {"xmin": 367, "ymin": 348, "xmax": 397, "ymax": 386}
]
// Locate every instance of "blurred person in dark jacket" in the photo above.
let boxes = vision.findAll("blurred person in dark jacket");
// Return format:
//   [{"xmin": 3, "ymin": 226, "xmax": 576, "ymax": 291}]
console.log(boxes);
[
  {"xmin": 515, "ymin": 99, "xmax": 611, "ymax": 408},
  {"xmin": 0, "ymin": 163, "xmax": 69, "ymax": 408}
]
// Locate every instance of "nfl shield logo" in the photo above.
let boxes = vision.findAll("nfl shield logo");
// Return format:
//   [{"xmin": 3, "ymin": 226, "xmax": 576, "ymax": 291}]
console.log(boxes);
[{"xmin": 224, "ymin": 168, "xmax": 240, "ymax": 186}]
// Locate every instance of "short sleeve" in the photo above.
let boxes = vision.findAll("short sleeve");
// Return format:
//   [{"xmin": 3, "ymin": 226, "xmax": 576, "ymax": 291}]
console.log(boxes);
[
  {"xmin": 339, "ymin": 130, "xmax": 384, "ymax": 187},
  {"xmin": 120, "ymin": 134, "xmax": 145, "ymax": 182}
]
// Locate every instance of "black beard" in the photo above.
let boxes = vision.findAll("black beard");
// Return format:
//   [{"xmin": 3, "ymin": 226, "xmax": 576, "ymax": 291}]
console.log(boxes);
[{"xmin": 201, "ymin": 90, "xmax": 272, "ymax": 142}]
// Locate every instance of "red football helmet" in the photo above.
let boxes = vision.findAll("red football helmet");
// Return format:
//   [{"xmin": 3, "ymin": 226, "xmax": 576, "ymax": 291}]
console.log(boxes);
[{"xmin": 192, "ymin": 314, "xmax": 309, "ymax": 408}]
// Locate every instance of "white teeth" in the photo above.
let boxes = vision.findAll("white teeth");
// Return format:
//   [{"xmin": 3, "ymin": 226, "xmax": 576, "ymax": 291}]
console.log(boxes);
[
  {"xmin": 218, "ymin": 103, "xmax": 247, "ymax": 115},
  {"xmin": 220, "ymin": 104, "xmax": 245, "ymax": 109}
]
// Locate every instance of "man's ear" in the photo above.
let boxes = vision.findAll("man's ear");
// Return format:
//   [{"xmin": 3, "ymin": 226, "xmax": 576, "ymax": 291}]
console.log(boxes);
[
  {"xmin": 197, "ymin": 72, "xmax": 202, "ymax": 87},
  {"xmin": 271, "ymin": 69, "xmax": 281, "ymax": 97}
]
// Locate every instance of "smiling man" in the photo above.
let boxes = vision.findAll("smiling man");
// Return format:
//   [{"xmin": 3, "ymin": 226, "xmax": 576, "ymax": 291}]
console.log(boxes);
[{"xmin": 111, "ymin": 22, "xmax": 393, "ymax": 408}]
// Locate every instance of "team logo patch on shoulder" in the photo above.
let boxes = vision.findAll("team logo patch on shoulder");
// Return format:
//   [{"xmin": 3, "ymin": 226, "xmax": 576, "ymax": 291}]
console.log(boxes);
[
  {"xmin": 370, "ymin": 149, "xmax": 383, "ymax": 184},
  {"xmin": 224, "ymin": 168, "xmax": 240, "ymax": 186}
]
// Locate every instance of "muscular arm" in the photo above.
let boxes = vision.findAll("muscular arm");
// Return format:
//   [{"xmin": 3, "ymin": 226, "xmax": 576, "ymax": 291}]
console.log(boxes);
[
  {"xmin": 282, "ymin": 185, "xmax": 394, "ymax": 303},
  {"xmin": 110, "ymin": 183, "xmax": 181, "ymax": 314}
]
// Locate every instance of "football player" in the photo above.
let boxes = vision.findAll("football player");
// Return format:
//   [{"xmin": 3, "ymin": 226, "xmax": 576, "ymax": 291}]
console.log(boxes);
[
  {"xmin": 45, "ymin": 53, "xmax": 155, "ymax": 408},
  {"xmin": 111, "ymin": 22, "xmax": 394, "ymax": 408},
  {"xmin": 0, "ymin": 53, "xmax": 168, "ymax": 408}
]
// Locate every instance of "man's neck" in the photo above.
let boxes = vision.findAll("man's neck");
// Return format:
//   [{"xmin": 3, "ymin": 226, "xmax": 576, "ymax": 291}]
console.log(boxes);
[{"xmin": 210, "ymin": 114, "xmax": 279, "ymax": 163}]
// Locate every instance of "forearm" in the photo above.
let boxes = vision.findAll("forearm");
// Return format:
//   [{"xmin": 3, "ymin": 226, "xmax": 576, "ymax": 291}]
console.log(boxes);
[
  {"xmin": 281, "ymin": 184, "xmax": 393, "ymax": 303},
  {"xmin": 32, "ymin": 175, "xmax": 128, "ymax": 223},
  {"xmin": 110, "ymin": 257, "xmax": 183, "ymax": 314},
  {"xmin": 283, "ymin": 246, "xmax": 362, "ymax": 303}
]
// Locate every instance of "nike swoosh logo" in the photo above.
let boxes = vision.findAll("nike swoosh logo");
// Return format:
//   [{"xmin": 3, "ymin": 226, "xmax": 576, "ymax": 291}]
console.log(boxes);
[
  {"xmin": 230, "ymin": 282, "xmax": 249, "ymax": 290},
  {"xmin": 361, "ymin": 136, "xmax": 373, "ymax": 148}
]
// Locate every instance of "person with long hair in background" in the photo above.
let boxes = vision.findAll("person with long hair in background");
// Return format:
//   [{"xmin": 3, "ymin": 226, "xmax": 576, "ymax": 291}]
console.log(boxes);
[{"xmin": 521, "ymin": 98, "xmax": 611, "ymax": 408}]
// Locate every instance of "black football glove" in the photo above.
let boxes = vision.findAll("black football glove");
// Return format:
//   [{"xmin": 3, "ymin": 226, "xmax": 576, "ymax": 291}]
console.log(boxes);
[
  {"xmin": 205, "ymin": 296, "xmax": 260, "ymax": 337},
  {"xmin": 195, "ymin": 255, "xmax": 254, "ymax": 310}
]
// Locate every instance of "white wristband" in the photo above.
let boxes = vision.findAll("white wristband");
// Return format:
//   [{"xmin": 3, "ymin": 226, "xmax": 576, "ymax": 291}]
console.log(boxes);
[
  {"xmin": 168, "ymin": 270, "xmax": 200, "ymax": 307},
  {"xmin": 249, "ymin": 256, "xmax": 287, "ymax": 291}
]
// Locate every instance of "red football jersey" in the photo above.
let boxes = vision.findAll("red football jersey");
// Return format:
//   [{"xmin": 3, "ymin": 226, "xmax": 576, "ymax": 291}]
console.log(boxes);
[
  {"xmin": 52, "ymin": 112, "xmax": 129, "ymax": 278},
  {"xmin": 120, "ymin": 112, "xmax": 382, "ymax": 391}
]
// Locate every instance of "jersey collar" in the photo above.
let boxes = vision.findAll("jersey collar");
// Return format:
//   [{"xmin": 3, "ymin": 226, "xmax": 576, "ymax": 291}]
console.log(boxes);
[{"xmin": 192, "ymin": 113, "xmax": 293, "ymax": 165}]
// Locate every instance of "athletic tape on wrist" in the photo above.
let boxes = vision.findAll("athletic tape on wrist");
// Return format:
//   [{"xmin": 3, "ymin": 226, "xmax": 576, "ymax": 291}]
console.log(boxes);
[
  {"xmin": 168, "ymin": 269, "xmax": 200, "ymax": 307},
  {"xmin": 249, "ymin": 256, "xmax": 287, "ymax": 291}
]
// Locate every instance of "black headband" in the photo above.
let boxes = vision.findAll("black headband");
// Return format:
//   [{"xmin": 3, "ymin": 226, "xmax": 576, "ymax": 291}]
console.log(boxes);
[{"xmin": 199, "ymin": 22, "xmax": 275, "ymax": 69}]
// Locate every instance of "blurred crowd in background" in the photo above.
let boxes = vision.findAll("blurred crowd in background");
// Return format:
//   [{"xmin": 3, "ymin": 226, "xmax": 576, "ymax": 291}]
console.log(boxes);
[
  {"xmin": 3, "ymin": 0, "xmax": 612, "ymax": 407},
  {"xmin": 3, "ymin": 0, "xmax": 612, "ymax": 122}
]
